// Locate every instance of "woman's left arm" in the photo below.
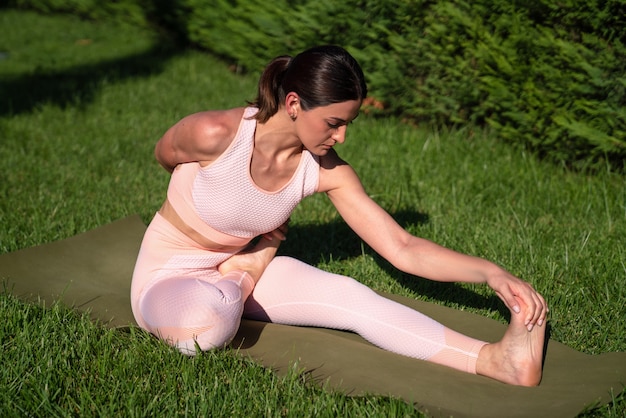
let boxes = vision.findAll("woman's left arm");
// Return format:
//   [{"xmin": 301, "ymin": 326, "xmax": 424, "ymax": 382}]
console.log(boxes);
[{"xmin": 319, "ymin": 151, "xmax": 547, "ymax": 329}]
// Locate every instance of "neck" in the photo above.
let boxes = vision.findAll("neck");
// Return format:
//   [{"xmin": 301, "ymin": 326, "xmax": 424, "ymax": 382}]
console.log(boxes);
[{"xmin": 254, "ymin": 110, "xmax": 303, "ymax": 160}]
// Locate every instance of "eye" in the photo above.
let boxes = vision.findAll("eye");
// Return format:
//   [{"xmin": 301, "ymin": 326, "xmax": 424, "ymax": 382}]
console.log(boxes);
[{"xmin": 326, "ymin": 119, "xmax": 347, "ymax": 129}]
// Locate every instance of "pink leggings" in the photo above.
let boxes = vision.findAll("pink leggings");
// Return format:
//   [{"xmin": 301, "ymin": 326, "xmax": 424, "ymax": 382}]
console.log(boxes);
[{"xmin": 131, "ymin": 214, "xmax": 487, "ymax": 374}]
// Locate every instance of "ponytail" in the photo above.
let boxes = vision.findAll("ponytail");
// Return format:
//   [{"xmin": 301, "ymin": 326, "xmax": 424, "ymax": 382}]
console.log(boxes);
[
  {"xmin": 249, "ymin": 46, "xmax": 367, "ymax": 123},
  {"xmin": 250, "ymin": 55, "xmax": 291, "ymax": 123}
]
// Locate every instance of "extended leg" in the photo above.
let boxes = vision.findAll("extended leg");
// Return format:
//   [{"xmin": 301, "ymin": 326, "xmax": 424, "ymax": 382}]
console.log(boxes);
[{"xmin": 244, "ymin": 257, "xmax": 486, "ymax": 374}]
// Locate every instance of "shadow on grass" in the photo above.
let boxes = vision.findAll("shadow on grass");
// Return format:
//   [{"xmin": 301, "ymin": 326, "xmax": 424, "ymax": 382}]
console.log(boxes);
[
  {"xmin": 0, "ymin": 40, "xmax": 182, "ymax": 117},
  {"xmin": 372, "ymin": 255, "xmax": 511, "ymax": 321},
  {"xmin": 282, "ymin": 209, "xmax": 509, "ymax": 320}
]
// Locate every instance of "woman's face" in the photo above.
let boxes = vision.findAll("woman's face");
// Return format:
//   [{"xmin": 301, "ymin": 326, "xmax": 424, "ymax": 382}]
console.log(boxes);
[{"xmin": 296, "ymin": 99, "xmax": 361, "ymax": 155}]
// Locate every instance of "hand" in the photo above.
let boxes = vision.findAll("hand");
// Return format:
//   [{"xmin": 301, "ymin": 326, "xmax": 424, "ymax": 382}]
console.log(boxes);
[
  {"xmin": 487, "ymin": 271, "xmax": 548, "ymax": 331},
  {"xmin": 261, "ymin": 218, "xmax": 290, "ymax": 242},
  {"xmin": 217, "ymin": 221, "xmax": 289, "ymax": 281}
]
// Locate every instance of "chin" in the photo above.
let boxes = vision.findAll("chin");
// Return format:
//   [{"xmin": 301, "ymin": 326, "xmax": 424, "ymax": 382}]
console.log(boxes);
[{"xmin": 305, "ymin": 146, "xmax": 330, "ymax": 156}]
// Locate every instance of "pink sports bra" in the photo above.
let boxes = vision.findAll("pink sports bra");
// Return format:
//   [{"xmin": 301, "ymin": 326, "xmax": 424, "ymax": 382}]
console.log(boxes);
[{"xmin": 167, "ymin": 107, "xmax": 320, "ymax": 247}]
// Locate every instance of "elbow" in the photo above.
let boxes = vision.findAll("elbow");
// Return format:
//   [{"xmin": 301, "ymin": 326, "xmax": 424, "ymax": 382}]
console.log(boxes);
[
  {"xmin": 154, "ymin": 140, "xmax": 176, "ymax": 173},
  {"xmin": 383, "ymin": 236, "xmax": 431, "ymax": 275},
  {"xmin": 385, "ymin": 240, "xmax": 414, "ymax": 272}
]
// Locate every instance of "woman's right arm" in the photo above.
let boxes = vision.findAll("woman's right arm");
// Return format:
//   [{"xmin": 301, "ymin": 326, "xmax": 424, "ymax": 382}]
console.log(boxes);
[
  {"xmin": 318, "ymin": 150, "xmax": 547, "ymax": 328},
  {"xmin": 154, "ymin": 108, "xmax": 244, "ymax": 173}
]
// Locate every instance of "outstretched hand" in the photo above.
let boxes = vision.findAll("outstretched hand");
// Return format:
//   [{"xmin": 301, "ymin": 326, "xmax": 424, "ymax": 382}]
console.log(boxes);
[{"xmin": 487, "ymin": 272, "xmax": 548, "ymax": 331}]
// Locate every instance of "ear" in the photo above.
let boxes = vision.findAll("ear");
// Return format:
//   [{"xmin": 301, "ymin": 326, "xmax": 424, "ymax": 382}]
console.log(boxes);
[{"xmin": 285, "ymin": 92, "xmax": 301, "ymax": 117}]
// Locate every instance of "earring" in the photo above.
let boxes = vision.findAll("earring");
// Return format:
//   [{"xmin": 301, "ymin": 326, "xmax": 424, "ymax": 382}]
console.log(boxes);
[{"xmin": 289, "ymin": 113, "xmax": 297, "ymax": 121}]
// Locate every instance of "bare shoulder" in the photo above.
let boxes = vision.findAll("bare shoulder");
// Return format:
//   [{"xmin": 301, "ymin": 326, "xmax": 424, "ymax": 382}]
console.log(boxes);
[
  {"xmin": 317, "ymin": 149, "xmax": 364, "ymax": 194},
  {"xmin": 182, "ymin": 107, "xmax": 245, "ymax": 148},
  {"xmin": 156, "ymin": 107, "xmax": 246, "ymax": 170}
]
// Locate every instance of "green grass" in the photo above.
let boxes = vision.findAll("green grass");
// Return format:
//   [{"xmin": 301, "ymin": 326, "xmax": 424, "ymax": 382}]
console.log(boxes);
[{"xmin": 1, "ymin": 9, "xmax": 625, "ymax": 417}]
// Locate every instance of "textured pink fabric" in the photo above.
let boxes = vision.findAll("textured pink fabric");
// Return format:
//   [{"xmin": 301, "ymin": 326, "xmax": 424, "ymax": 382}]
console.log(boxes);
[
  {"xmin": 246, "ymin": 257, "xmax": 486, "ymax": 374},
  {"xmin": 140, "ymin": 273, "xmax": 253, "ymax": 355},
  {"xmin": 131, "ymin": 213, "xmax": 255, "ymax": 354},
  {"xmin": 132, "ymin": 106, "xmax": 486, "ymax": 371},
  {"xmin": 132, "ymin": 217, "xmax": 486, "ymax": 371},
  {"xmin": 166, "ymin": 107, "xmax": 319, "ymax": 245}
]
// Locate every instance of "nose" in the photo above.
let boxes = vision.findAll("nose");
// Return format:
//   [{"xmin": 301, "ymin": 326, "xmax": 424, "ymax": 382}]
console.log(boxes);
[{"xmin": 332, "ymin": 125, "xmax": 347, "ymax": 143}]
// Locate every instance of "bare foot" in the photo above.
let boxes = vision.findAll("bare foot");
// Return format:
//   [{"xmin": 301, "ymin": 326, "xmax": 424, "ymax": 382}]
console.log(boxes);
[
  {"xmin": 476, "ymin": 307, "xmax": 546, "ymax": 386},
  {"xmin": 218, "ymin": 237, "xmax": 281, "ymax": 283}
]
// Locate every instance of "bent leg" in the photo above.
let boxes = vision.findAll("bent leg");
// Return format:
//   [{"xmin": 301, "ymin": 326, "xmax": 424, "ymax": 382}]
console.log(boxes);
[
  {"xmin": 244, "ymin": 256, "xmax": 486, "ymax": 374},
  {"xmin": 130, "ymin": 212, "xmax": 256, "ymax": 355},
  {"xmin": 139, "ymin": 270, "xmax": 255, "ymax": 355}
]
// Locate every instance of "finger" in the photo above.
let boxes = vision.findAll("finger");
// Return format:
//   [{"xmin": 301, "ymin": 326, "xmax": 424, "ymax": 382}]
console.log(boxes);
[
  {"xmin": 535, "ymin": 292, "xmax": 548, "ymax": 326},
  {"xmin": 533, "ymin": 289, "xmax": 547, "ymax": 324},
  {"xmin": 520, "ymin": 288, "xmax": 539, "ymax": 329},
  {"xmin": 532, "ymin": 292, "xmax": 544, "ymax": 323},
  {"xmin": 264, "ymin": 229, "xmax": 287, "ymax": 241},
  {"xmin": 497, "ymin": 289, "xmax": 521, "ymax": 315},
  {"xmin": 262, "ymin": 231, "xmax": 280, "ymax": 241},
  {"xmin": 501, "ymin": 285, "xmax": 536, "ymax": 329},
  {"xmin": 524, "ymin": 288, "xmax": 548, "ymax": 329}
]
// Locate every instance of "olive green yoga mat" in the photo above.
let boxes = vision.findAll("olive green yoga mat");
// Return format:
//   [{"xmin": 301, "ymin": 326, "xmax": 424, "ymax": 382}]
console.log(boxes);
[{"xmin": 1, "ymin": 216, "xmax": 624, "ymax": 417}]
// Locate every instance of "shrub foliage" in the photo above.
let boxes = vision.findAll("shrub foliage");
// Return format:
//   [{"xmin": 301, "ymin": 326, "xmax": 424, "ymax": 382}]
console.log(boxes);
[{"xmin": 6, "ymin": 0, "xmax": 625, "ymax": 169}]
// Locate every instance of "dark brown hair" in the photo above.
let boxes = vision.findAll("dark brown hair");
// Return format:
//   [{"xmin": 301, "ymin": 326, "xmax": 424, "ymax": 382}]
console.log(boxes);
[{"xmin": 251, "ymin": 45, "xmax": 368, "ymax": 123}]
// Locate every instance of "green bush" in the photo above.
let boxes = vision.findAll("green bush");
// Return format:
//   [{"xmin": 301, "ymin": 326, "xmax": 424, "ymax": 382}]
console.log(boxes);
[
  {"xmin": 175, "ymin": 0, "xmax": 626, "ymax": 169},
  {"xmin": 5, "ymin": 0, "xmax": 151, "ymax": 26},
  {"xmin": 181, "ymin": 0, "xmax": 293, "ymax": 72},
  {"xmin": 6, "ymin": 0, "xmax": 625, "ymax": 170},
  {"xmin": 405, "ymin": 1, "xmax": 626, "ymax": 167}
]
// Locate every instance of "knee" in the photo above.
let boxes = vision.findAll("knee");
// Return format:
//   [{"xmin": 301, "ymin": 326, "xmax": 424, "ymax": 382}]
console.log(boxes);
[
  {"xmin": 138, "ymin": 277, "xmax": 245, "ymax": 355},
  {"xmin": 152, "ymin": 300, "xmax": 244, "ymax": 356},
  {"xmin": 174, "ymin": 315, "xmax": 243, "ymax": 356}
]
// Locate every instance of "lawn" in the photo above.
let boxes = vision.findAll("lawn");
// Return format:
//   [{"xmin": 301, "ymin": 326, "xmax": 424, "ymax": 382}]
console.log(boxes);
[{"xmin": 1, "ymin": 9, "xmax": 624, "ymax": 417}]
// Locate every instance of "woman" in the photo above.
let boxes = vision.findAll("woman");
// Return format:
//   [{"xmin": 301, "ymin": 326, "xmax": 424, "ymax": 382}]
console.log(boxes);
[{"xmin": 131, "ymin": 45, "xmax": 547, "ymax": 386}]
